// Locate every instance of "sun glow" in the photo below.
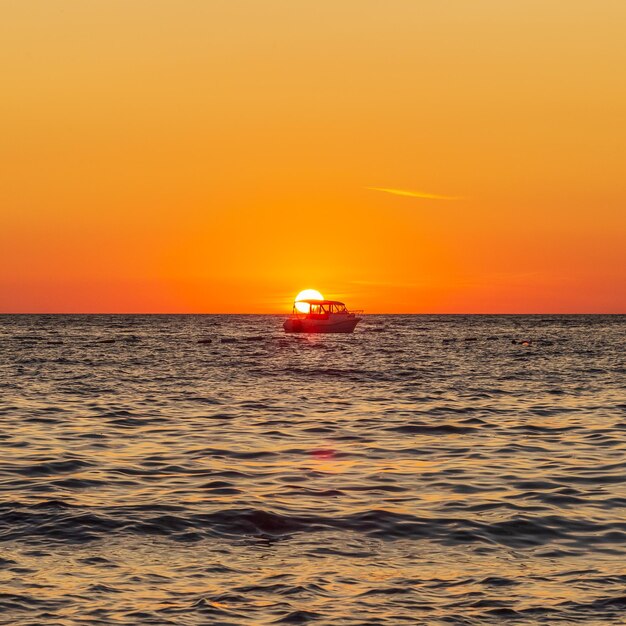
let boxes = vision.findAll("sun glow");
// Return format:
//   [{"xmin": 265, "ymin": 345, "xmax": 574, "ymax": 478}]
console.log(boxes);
[{"xmin": 295, "ymin": 289, "xmax": 324, "ymax": 313}]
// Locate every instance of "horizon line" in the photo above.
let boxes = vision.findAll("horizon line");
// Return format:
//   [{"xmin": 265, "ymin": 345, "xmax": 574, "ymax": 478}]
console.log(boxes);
[{"xmin": 0, "ymin": 312, "xmax": 623, "ymax": 316}]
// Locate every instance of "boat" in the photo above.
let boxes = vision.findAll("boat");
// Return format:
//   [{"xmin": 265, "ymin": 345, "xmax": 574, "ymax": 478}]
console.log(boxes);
[{"xmin": 283, "ymin": 299, "xmax": 363, "ymax": 333}]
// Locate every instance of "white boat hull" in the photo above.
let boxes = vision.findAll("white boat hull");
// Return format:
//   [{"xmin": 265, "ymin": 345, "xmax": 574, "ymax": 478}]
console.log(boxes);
[{"xmin": 283, "ymin": 316, "xmax": 361, "ymax": 333}]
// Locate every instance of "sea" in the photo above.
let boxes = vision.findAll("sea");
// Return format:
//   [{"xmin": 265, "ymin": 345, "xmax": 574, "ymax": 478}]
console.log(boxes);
[{"xmin": 1, "ymin": 314, "xmax": 625, "ymax": 625}]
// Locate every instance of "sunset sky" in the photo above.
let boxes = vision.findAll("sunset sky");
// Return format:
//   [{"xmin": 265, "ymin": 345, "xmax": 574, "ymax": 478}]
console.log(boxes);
[{"xmin": 1, "ymin": 1, "xmax": 625, "ymax": 313}]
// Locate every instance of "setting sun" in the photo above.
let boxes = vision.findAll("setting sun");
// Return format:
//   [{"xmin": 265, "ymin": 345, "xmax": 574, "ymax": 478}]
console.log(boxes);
[{"xmin": 294, "ymin": 289, "xmax": 324, "ymax": 313}]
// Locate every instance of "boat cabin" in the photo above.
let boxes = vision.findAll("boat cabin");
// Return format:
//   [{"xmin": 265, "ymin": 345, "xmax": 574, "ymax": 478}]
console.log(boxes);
[{"xmin": 293, "ymin": 299, "xmax": 348, "ymax": 317}]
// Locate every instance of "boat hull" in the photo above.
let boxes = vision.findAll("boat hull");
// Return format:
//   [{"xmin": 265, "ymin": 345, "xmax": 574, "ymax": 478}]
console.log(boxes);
[{"xmin": 283, "ymin": 316, "xmax": 361, "ymax": 333}]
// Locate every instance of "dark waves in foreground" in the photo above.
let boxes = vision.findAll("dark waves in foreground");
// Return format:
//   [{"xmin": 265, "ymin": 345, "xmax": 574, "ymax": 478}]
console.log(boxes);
[{"xmin": 0, "ymin": 314, "xmax": 625, "ymax": 625}]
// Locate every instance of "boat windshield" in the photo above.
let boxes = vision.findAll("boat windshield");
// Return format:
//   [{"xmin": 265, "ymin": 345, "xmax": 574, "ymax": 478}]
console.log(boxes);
[{"xmin": 292, "ymin": 300, "xmax": 349, "ymax": 315}]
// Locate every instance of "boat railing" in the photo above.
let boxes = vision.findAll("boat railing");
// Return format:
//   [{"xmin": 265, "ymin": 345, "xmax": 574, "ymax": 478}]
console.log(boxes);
[{"xmin": 289, "ymin": 306, "xmax": 364, "ymax": 318}]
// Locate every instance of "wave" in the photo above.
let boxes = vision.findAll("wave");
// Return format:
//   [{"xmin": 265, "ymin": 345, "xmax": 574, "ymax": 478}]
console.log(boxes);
[{"xmin": 1, "ymin": 501, "xmax": 625, "ymax": 553}]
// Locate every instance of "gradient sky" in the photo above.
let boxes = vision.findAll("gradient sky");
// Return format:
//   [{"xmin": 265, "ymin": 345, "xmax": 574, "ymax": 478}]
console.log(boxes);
[{"xmin": 1, "ymin": 0, "xmax": 625, "ymax": 313}]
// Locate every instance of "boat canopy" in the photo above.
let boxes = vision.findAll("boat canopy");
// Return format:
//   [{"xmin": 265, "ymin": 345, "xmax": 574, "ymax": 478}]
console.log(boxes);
[{"xmin": 293, "ymin": 299, "xmax": 348, "ymax": 315}]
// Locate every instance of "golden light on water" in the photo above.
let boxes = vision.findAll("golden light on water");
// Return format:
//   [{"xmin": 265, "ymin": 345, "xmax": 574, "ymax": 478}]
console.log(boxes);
[{"xmin": 294, "ymin": 289, "xmax": 323, "ymax": 313}]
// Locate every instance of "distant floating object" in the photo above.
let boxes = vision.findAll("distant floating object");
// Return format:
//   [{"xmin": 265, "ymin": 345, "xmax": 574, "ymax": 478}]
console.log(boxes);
[
  {"xmin": 284, "ymin": 298, "xmax": 362, "ymax": 334},
  {"xmin": 512, "ymin": 339, "xmax": 533, "ymax": 346}
]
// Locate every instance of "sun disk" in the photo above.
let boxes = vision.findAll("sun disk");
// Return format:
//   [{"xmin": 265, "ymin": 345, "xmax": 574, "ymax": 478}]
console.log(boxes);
[{"xmin": 295, "ymin": 289, "xmax": 324, "ymax": 313}]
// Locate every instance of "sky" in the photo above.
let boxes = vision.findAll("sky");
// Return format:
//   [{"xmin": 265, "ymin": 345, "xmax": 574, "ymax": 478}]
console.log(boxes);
[{"xmin": 1, "ymin": 0, "xmax": 625, "ymax": 313}]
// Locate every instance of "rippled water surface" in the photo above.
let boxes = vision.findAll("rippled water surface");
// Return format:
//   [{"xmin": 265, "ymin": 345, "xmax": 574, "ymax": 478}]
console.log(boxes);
[{"xmin": 1, "ymin": 314, "xmax": 625, "ymax": 625}]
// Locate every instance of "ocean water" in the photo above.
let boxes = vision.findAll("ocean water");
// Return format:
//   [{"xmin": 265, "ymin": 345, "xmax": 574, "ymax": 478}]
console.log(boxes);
[{"xmin": 1, "ymin": 314, "xmax": 625, "ymax": 625}]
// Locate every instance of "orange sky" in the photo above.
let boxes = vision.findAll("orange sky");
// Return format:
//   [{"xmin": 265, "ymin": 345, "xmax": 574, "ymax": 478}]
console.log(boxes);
[{"xmin": 1, "ymin": 1, "xmax": 625, "ymax": 313}]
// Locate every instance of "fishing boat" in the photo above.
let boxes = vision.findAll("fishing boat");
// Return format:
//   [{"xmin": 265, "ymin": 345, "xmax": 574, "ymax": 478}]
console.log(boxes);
[{"xmin": 283, "ymin": 299, "xmax": 362, "ymax": 333}]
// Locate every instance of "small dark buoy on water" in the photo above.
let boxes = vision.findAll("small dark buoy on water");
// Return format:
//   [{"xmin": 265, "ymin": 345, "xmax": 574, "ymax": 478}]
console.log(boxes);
[{"xmin": 197, "ymin": 338, "xmax": 212, "ymax": 344}]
